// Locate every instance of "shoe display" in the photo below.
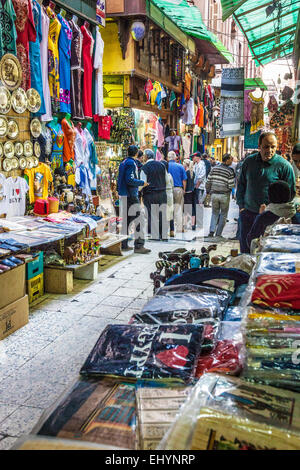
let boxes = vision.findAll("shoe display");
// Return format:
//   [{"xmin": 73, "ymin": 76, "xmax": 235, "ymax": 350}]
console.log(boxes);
[{"xmin": 134, "ymin": 247, "xmax": 151, "ymax": 254}]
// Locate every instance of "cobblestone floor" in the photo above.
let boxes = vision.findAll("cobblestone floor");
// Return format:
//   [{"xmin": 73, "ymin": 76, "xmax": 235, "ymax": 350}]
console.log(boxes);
[{"xmin": 0, "ymin": 199, "xmax": 239, "ymax": 449}]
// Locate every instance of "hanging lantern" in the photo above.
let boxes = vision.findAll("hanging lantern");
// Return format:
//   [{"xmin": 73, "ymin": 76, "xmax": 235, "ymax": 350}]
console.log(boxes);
[{"xmin": 131, "ymin": 21, "xmax": 146, "ymax": 41}]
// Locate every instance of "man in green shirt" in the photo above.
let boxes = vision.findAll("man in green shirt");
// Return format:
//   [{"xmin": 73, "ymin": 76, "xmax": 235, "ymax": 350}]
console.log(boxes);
[{"xmin": 236, "ymin": 132, "xmax": 296, "ymax": 253}]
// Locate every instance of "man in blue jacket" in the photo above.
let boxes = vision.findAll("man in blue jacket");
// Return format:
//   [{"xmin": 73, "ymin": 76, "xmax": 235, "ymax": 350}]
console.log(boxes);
[{"xmin": 117, "ymin": 145, "xmax": 151, "ymax": 254}]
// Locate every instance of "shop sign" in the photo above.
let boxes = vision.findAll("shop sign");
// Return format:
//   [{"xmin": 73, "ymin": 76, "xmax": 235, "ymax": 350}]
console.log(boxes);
[
  {"xmin": 96, "ymin": 0, "xmax": 105, "ymax": 27},
  {"xmin": 103, "ymin": 76, "xmax": 124, "ymax": 107}
]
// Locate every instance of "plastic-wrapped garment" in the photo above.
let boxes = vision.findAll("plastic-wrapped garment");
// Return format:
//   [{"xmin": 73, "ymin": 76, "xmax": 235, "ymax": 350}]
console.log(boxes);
[
  {"xmin": 158, "ymin": 373, "xmax": 300, "ymax": 450},
  {"xmin": 260, "ymin": 236, "xmax": 300, "ymax": 253},
  {"xmin": 12, "ymin": 435, "xmax": 128, "ymax": 450},
  {"xmin": 80, "ymin": 324, "xmax": 204, "ymax": 383},
  {"xmin": 195, "ymin": 339, "xmax": 243, "ymax": 377},
  {"xmin": 136, "ymin": 385, "xmax": 191, "ymax": 450},
  {"xmin": 251, "ymin": 273, "xmax": 300, "ymax": 310},
  {"xmin": 35, "ymin": 377, "xmax": 137, "ymax": 449},
  {"xmin": 269, "ymin": 224, "xmax": 300, "ymax": 237},
  {"xmin": 255, "ymin": 252, "xmax": 300, "ymax": 276},
  {"xmin": 223, "ymin": 307, "xmax": 243, "ymax": 321},
  {"xmin": 165, "ymin": 267, "xmax": 250, "ymax": 289},
  {"xmin": 156, "ymin": 284, "xmax": 231, "ymax": 310}
]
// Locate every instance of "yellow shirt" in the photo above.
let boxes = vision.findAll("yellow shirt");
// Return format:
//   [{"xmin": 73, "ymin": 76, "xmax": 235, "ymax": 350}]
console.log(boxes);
[{"xmin": 25, "ymin": 163, "xmax": 53, "ymax": 204}]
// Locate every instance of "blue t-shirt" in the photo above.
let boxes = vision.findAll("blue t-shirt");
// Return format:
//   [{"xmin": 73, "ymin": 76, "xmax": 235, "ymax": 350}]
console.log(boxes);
[{"xmin": 168, "ymin": 161, "xmax": 187, "ymax": 188}]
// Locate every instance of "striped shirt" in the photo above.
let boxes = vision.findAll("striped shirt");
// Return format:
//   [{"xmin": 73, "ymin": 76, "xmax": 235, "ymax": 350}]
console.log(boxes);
[{"xmin": 205, "ymin": 164, "xmax": 235, "ymax": 194}]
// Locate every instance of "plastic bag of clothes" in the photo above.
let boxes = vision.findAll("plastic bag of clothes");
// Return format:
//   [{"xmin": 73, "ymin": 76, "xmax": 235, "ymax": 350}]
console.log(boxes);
[
  {"xmin": 259, "ymin": 236, "xmax": 300, "ymax": 253},
  {"xmin": 268, "ymin": 224, "xmax": 300, "ymax": 237},
  {"xmin": 255, "ymin": 252, "xmax": 300, "ymax": 276}
]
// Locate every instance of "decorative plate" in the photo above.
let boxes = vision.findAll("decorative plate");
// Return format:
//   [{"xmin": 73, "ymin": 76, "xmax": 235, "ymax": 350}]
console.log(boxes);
[
  {"xmin": 0, "ymin": 54, "xmax": 22, "ymax": 91},
  {"xmin": 14, "ymin": 142, "xmax": 23, "ymax": 157},
  {"xmin": 26, "ymin": 89, "xmax": 41, "ymax": 113},
  {"xmin": 30, "ymin": 118, "xmax": 42, "ymax": 138},
  {"xmin": 3, "ymin": 141, "xmax": 14, "ymax": 158},
  {"xmin": 26, "ymin": 156, "xmax": 34, "ymax": 169},
  {"xmin": 7, "ymin": 119, "xmax": 19, "ymax": 139},
  {"xmin": 2, "ymin": 158, "xmax": 12, "ymax": 172},
  {"xmin": 11, "ymin": 88, "xmax": 27, "ymax": 114},
  {"xmin": 34, "ymin": 141, "xmax": 41, "ymax": 158},
  {"xmin": 0, "ymin": 86, "xmax": 11, "ymax": 114},
  {"xmin": 0, "ymin": 142, "xmax": 3, "ymax": 157},
  {"xmin": 0, "ymin": 116, "xmax": 8, "ymax": 137},
  {"xmin": 32, "ymin": 156, "xmax": 39, "ymax": 167},
  {"xmin": 19, "ymin": 156, "xmax": 27, "ymax": 170},
  {"xmin": 10, "ymin": 157, "xmax": 19, "ymax": 170},
  {"xmin": 23, "ymin": 140, "xmax": 33, "ymax": 158}
]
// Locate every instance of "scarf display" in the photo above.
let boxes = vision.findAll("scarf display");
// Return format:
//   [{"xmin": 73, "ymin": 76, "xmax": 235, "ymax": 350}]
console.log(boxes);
[
  {"xmin": 219, "ymin": 68, "xmax": 244, "ymax": 138},
  {"xmin": 266, "ymin": 202, "xmax": 296, "ymax": 219},
  {"xmin": 251, "ymin": 273, "xmax": 300, "ymax": 310},
  {"xmin": 80, "ymin": 324, "xmax": 204, "ymax": 383}
]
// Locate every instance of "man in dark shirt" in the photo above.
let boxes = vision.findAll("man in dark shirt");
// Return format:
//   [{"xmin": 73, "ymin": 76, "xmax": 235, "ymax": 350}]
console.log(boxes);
[
  {"xmin": 236, "ymin": 132, "xmax": 295, "ymax": 253},
  {"xmin": 140, "ymin": 149, "xmax": 168, "ymax": 241}
]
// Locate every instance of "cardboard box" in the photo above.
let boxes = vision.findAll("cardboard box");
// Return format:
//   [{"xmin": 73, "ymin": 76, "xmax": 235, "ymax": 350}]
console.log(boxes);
[
  {"xmin": 0, "ymin": 295, "xmax": 29, "ymax": 340},
  {"xmin": 44, "ymin": 267, "xmax": 73, "ymax": 294},
  {"xmin": 0, "ymin": 264, "xmax": 26, "ymax": 310}
]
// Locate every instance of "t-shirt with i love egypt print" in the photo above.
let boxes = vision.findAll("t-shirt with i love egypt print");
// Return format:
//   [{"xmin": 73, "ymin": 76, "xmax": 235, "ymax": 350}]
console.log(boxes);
[{"xmin": 6, "ymin": 176, "xmax": 29, "ymax": 218}]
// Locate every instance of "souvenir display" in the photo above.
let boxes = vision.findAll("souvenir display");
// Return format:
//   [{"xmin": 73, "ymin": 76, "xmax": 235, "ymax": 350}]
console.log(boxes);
[
  {"xmin": 0, "ymin": 142, "xmax": 3, "ymax": 157},
  {"xmin": 0, "ymin": 54, "xmax": 23, "ymax": 91},
  {"xmin": 0, "ymin": 116, "xmax": 8, "ymax": 137},
  {"xmin": 3, "ymin": 140, "xmax": 14, "ymax": 158},
  {"xmin": 80, "ymin": 324, "xmax": 204, "ymax": 383},
  {"xmin": 32, "ymin": 156, "xmax": 39, "ymax": 167},
  {"xmin": 2, "ymin": 158, "xmax": 12, "ymax": 172},
  {"xmin": 19, "ymin": 157, "xmax": 27, "ymax": 170},
  {"xmin": 14, "ymin": 142, "xmax": 23, "ymax": 157},
  {"xmin": 30, "ymin": 118, "xmax": 42, "ymax": 138},
  {"xmin": 26, "ymin": 156, "xmax": 34, "ymax": 169},
  {"xmin": 10, "ymin": 156, "xmax": 19, "ymax": 169},
  {"xmin": 7, "ymin": 119, "xmax": 19, "ymax": 139},
  {"xmin": 0, "ymin": 86, "xmax": 11, "ymax": 114},
  {"xmin": 27, "ymin": 88, "xmax": 41, "ymax": 113},
  {"xmin": 34, "ymin": 141, "xmax": 41, "ymax": 158},
  {"xmin": 23, "ymin": 140, "xmax": 33, "ymax": 157},
  {"xmin": 11, "ymin": 88, "xmax": 27, "ymax": 113}
]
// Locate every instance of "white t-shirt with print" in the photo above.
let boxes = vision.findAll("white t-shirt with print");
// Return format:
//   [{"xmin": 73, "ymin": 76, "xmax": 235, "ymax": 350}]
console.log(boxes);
[
  {"xmin": 6, "ymin": 177, "xmax": 29, "ymax": 218},
  {"xmin": 0, "ymin": 173, "xmax": 8, "ymax": 216}
]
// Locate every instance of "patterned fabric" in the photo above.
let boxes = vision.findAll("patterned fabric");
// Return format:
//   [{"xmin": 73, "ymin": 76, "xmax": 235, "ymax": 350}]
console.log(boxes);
[
  {"xmin": 0, "ymin": 0, "xmax": 17, "ymax": 56},
  {"xmin": 244, "ymin": 89, "xmax": 254, "ymax": 122},
  {"xmin": 47, "ymin": 7, "xmax": 61, "ymax": 113},
  {"xmin": 12, "ymin": 0, "xmax": 36, "ymax": 90},
  {"xmin": 57, "ymin": 14, "xmax": 72, "ymax": 114},
  {"xmin": 69, "ymin": 20, "xmax": 84, "ymax": 119},
  {"xmin": 47, "ymin": 122, "xmax": 64, "ymax": 170},
  {"xmin": 244, "ymin": 122, "xmax": 261, "ymax": 149},
  {"xmin": 40, "ymin": 6, "xmax": 52, "ymax": 122},
  {"xmin": 221, "ymin": 67, "xmax": 244, "ymax": 98},
  {"xmin": 251, "ymin": 273, "xmax": 300, "ymax": 309},
  {"xmin": 249, "ymin": 92, "xmax": 264, "ymax": 134},
  {"xmin": 29, "ymin": 0, "xmax": 46, "ymax": 115},
  {"xmin": 220, "ymin": 97, "xmax": 244, "ymax": 137},
  {"xmin": 80, "ymin": 324, "xmax": 204, "ymax": 383}
]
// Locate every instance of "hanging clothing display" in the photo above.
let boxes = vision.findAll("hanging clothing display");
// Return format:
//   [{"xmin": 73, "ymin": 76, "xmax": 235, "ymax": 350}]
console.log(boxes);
[
  {"xmin": 69, "ymin": 19, "xmax": 84, "ymax": 120},
  {"xmin": 61, "ymin": 118, "xmax": 76, "ymax": 162},
  {"xmin": 220, "ymin": 67, "xmax": 244, "ymax": 138},
  {"xmin": 84, "ymin": 128, "xmax": 97, "ymax": 190},
  {"xmin": 36, "ymin": 125, "xmax": 52, "ymax": 162},
  {"xmin": 5, "ymin": 177, "xmax": 29, "ymax": 218},
  {"xmin": 29, "ymin": 0, "xmax": 46, "ymax": 116},
  {"xmin": 74, "ymin": 127, "xmax": 88, "ymax": 166},
  {"xmin": 94, "ymin": 28, "xmax": 104, "ymax": 117},
  {"xmin": 75, "ymin": 163, "xmax": 91, "ymax": 200},
  {"xmin": 184, "ymin": 72, "xmax": 192, "ymax": 102},
  {"xmin": 249, "ymin": 92, "xmax": 264, "ymax": 134},
  {"xmin": 244, "ymin": 122, "xmax": 261, "ymax": 149},
  {"xmin": 12, "ymin": 0, "xmax": 36, "ymax": 91},
  {"xmin": 0, "ymin": 174, "xmax": 8, "ymax": 216},
  {"xmin": 47, "ymin": 122, "xmax": 64, "ymax": 170},
  {"xmin": 24, "ymin": 163, "xmax": 53, "ymax": 204},
  {"xmin": 47, "ymin": 7, "xmax": 61, "ymax": 113},
  {"xmin": 0, "ymin": 0, "xmax": 17, "ymax": 57},
  {"xmin": 97, "ymin": 115, "xmax": 113, "ymax": 140},
  {"xmin": 57, "ymin": 14, "xmax": 72, "ymax": 114},
  {"xmin": 81, "ymin": 24, "xmax": 94, "ymax": 119},
  {"xmin": 268, "ymin": 95, "xmax": 278, "ymax": 114},
  {"xmin": 244, "ymin": 89, "xmax": 254, "ymax": 122},
  {"xmin": 40, "ymin": 6, "xmax": 52, "ymax": 122}
]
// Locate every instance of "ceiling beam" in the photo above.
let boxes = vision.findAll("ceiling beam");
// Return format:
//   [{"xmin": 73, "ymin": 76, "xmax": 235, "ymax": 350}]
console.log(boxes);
[
  {"xmin": 250, "ymin": 24, "xmax": 297, "ymax": 48},
  {"xmin": 235, "ymin": 0, "xmax": 276, "ymax": 18},
  {"xmin": 244, "ymin": 5, "xmax": 300, "ymax": 33}
]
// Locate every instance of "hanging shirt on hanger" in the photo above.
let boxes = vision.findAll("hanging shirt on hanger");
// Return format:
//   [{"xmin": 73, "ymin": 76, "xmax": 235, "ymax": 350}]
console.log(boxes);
[
  {"xmin": 40, "ymin": 6, "xmax": 52, "ymax": 122},
  {"xmin": 98, "ymin": 115, "xmax": 113, "ymax": 140},
  {"xmin": 74, "ymin": 127, "xmax": 88, "ymax": 167},
  {"xmin": 47, "ymin": 122, "xmax": 64, "ymax": 170},
  {"xmin": 24, "ymin": 163, "xmax": 53, "ymax": 204},
  {"xmin": 94, "ymin": 28, "xmax": 105, "ymax": 117},
  {"xmin": 0, "ymin": 0, "xmax": 17, "ymax": 57},
  {"xmin": 81, "ymin": 24, "xmax": 94, "ymax": 119},
  {"xmin": 75, "ymin": 164, "xmax": 91, "ymax": 200},
  {"xmin": 69, "ymin": 19, "xmax": 84, "ymax": 119},
  {"xmin": 84, "ymin": 128, "xmax": 98, "ymax": 190},
  {"xmin": 61, "ymin": 118, "xmax": 76, "ymax": 162},
  {"xmin": 12, "ymin": 0, "xmax": 36, "ymax": 90},
  {"xmin": 6, "ymin": 176, "xmax": 29, "ymax": 217},
  {"xmin": 46, "ymin": 7, "xmax": 61, "ymax": 113},
  {"xmin": 57, "ymin": 14, "xmax": 72, "ymax": 114},
  {"xmin": 29, "ymin": 0, "xmax": 46, "ymax": 116}
]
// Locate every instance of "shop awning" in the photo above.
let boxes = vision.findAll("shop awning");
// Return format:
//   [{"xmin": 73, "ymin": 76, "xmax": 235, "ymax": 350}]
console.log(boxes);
[
  {"xmin": 244, "ymin": 77, "xmax": 268, "ymax": 89},
  {"xmin": 221, "ymin": 0, "xmax": 300, "ymax": 65},
  {"xmin": 149, "ymin": 0, "xmax": 233, "ymax": 64}
]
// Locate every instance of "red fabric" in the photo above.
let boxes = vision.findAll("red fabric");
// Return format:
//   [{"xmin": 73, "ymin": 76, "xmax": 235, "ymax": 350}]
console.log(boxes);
[
  {"xmin": 251, "ymin": 274, "xmax": 300, "ymax": 309},
  {"xmin": 12, "ymin": 0, "xmax": 36, "ymax": 90},
  {"xmin": 98, "ymin": 115, "xmax": 113, "ymax": 140},
  {"xmin": 81, "ymin": 25, "xmax": 93, "ymax": 118},
  {"xmin": 195, "ymin": 340, "xmax": 241, "ymax": 377}
]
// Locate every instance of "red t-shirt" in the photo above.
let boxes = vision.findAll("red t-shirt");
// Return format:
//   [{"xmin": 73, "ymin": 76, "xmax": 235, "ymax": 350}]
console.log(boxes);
[{"xmin": 98, "ymin": 116, "xmax": 113, "ymax": 140}]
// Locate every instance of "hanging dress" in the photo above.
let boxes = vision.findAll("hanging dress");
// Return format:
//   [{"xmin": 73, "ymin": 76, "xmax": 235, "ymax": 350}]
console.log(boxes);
[
  {"xmin": 57, "ymin": 14, "xmax": 72, "ymax": 114},
  {"xmin": 47, "ymin": 7, "xmax": 61, "ymax": 114},
  {"xmin": 61, "ymin": 118, "xmax": 76, "ymax": 162},
  {"xmin": 12, "ymin": 0, "xmax": 36, "ymax": 90},
  {"xmin": 81, "ymin": 25, "xmax": 94, "ymax": 119},
  {"xmin": 249, "ymin": 92, "xmax": 265, "ymax": 135},
  {"xmin": 93, "ymin": 28, "xmax": 104, "ymax": 117},
  {"xmin": 46, "ymin": 122, "xmax": 64, "ymax": 171},
  {"xmin": 40, "ymin": 6, "xmax": 52, "ymax": 122},
  {"xmin": 0, "ymin": 0, "xmax": 17, "ymax": 56},
  {"xmin": 69, "ymin": 20, "xmax": 84, "ymax": 120},
  {"xmin": 29, "ymin": 0, "xmax": 46, "ymax": 116}
]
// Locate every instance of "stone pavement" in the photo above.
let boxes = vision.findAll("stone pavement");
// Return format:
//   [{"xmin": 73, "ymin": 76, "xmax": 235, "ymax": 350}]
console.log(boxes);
[{"xmin": 0, "ymin": 199, "xmax": 239, "ymax": 449}]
